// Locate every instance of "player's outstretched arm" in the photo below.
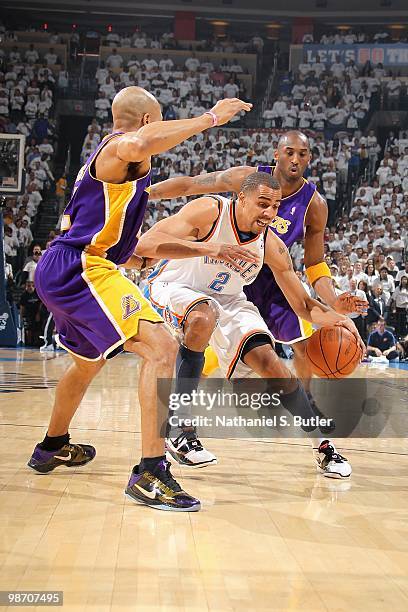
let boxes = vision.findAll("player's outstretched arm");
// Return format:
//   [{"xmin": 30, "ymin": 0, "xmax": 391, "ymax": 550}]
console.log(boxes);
[
  {"xmin": 117, "ymin": 98, "xmax": 252, "ymax": 162},
  {"xmin": 304, "ymin": 193, "xmax": 368, "ymax": 314},
  {"xmin": 149, "ymin": 166, "xmax": 253, "ymax": 200},
  {"xmin": 136, "ymin": 197, "xmax": 259, "ymax": 266},
  {"xmin": 264, "ymin": 231, "xmax": 364, "ymax": 351}
]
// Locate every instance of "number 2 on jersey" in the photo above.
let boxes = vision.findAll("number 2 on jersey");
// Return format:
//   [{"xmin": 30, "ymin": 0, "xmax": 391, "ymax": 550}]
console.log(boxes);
[{"xmin": 208, "ymin": 272, "xmax": 231, "ymax": 292}]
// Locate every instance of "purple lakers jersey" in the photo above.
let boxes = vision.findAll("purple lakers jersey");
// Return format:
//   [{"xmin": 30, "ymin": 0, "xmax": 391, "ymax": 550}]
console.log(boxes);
[
  {"xmin": 244, "ymin": 165, "xmax": 317, "ymax": 342},
  {"xmin": 256, "ymin": 165, "xmax": 316, "ymax": 248},
  {"xmin": 54, "ymin": 132, "xmax": 151, "ymax": 265}
]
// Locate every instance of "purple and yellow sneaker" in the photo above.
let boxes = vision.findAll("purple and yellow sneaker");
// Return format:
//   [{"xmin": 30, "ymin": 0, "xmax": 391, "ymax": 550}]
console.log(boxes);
[
  {"xmin": 28, "ymin": 443, "xmax": 96, "ymax": 474},
  {"xmin": 125, "ymin": 459, "xmax": 201, "ymax": 512}
]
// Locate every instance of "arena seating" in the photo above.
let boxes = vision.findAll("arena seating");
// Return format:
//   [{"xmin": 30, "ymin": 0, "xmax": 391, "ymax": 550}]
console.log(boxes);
[{"xmin": 1, "ymin": 22, "xmax": 407, "ymax": 346}]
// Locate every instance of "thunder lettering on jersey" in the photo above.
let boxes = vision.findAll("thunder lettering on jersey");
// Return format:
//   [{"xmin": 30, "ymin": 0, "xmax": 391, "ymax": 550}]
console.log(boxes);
[
  {"xmin": 53, "ymin": 132, "xmax": 151, "ymax": 265},
  {"xmin": 149, "ymin": 196, "xmax": 265, "ymax": 295}
]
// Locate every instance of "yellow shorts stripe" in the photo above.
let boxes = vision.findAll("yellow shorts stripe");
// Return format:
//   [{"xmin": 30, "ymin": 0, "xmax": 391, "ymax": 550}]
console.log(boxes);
[
  {"xmin": 81, "ymin": 254, "xmax": 163, "ymax": 343},
  {"xmin": 299, "ymin": 318, "xmax": 314, "ymax": 341}
]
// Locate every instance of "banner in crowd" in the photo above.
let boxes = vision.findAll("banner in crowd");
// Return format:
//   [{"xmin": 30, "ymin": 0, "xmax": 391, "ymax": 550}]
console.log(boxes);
[{"xmin": 303, "ymin": 44, "xmax": 408, "ymax": 67}]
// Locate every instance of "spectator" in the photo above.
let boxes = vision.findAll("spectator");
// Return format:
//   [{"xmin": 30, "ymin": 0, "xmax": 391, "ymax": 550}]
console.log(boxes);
[
  {"xmin": 365, "ymin": 261, "xmax": 379, "ymax": 284},
  {"xmin": 106, "ymin": 48, "xmax": 123, "ymax": 69},
  {"xmin": 390, "ymin": 276, "xmax": 408, "ymax": 337},
  {"xmin": 344, "ymin": 278, "xmax": 367, "ymax": 339},
  {"xmin": 56, "ymin": 174, "xmax": 67, "ymax": 214},
  {"xmin": 323, "ymin": 176, "xmax": 337, "ymax": 226},
  {"xmin": 373, "ymin": 267, "xmax": 395, "ymax": 302},
  {"xmin": 4, "ymin": 225, "xmax": 18, "ymax": 272},
  {"xmin": 25, "ymin": 43, "xmax": 39, "ymax": 64},
  {"xmin": 224, "ymin": 78, "xmax": 239, "ymax": 99},
  {"xmin": 22, "ymin": 246, "xmax": 42, "ymax": 283},
  {"xmin": 367, "ymin": 285, "xmax": 389, "ymax": 324},
  {"xmin": 388, "ymin": 231, "xmax": 404, "ymax": 263},
  {"xmin": 367, "ymin": 318, "xmax": 399, "ymax": 361},
  {"xmin": 141, "ymin": 53, "xmax": 158, "ymax": 72},
  {"xmin": 19, "ymin": 280, "xmax": 42, "ymax": 346},
  {"xmin": 353, "ymin": 261, "xmax": 369, "ymax": 285},
  {"xmin": 44, "ymin": 48, "xmax": 58, "ymax": 66},
  {"xmin": 159, "ymin": 54, "xmax": 174, "ymax": 72},
  {"xmin": 185, "ymin": 53, "xmax": 200, "ymax": 72},
  {"xmin": 386, "ymin": 76, "xmax": 401, "ymax": 110},
  {"xmin": 95, "ymin": 91, "xmax": 110, "ymax": 120}
]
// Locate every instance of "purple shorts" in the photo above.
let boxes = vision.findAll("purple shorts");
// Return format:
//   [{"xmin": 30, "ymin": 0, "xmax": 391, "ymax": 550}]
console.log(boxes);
[
  {"xmin": 244, "ymin": 264, "xmax": 313, "ymax": 344},
  {"xmin": 35, "ymin": 244, "xmax": 162, "ymax": 361}
]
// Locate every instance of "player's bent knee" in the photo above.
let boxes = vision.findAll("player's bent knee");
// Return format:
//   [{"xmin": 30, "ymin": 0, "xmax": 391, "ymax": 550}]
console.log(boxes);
[
  {"xmin": 263, "ymin": 358, "xmax": 294, "ymax": 380},
  {"xmin": 184, "ymin": 309, "xmax": 217, "ymax": 343},
  {"xmin": 125, "ymin": 322, "xmax": 178, "ymax": 367},
  {"xmin": 72, "ymin": 355, "xmax": 104, "ymax": 380}
]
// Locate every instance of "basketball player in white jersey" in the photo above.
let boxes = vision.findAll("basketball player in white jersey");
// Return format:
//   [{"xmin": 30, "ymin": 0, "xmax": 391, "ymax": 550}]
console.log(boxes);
[
  {"xmin": 137, "ymin": 172, "xmax": 363, "ymax": 477},
  {"xmin": 149, "ymin": 131, "xmax": 367, "ymax": 472}
]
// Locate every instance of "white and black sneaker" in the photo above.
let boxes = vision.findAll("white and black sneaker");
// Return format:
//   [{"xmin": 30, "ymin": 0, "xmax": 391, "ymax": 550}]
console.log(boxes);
[
  {"xmin": 166, "ymin": 431, "xmax": 217, "ymax": 468},
  {"xmin": 316, "ymin": 440, "xmax": 352, "ymax": 479}
]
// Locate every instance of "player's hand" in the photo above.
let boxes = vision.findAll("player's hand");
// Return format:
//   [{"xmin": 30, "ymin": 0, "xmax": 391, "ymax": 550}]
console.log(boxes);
[
  {"xmin": 334, "ymin": 317, "xmax": 366, "ymax": 359},
  {"xmin": 333, "ymin": 292, "xmax": 368, "ymax": 315},
  {"xmin": 213, "ymin": 243, "xmax": 259, "ymax": 269},
  {"xmin": 210, "ymin": 98, "xmax": 253, "ymax": 126}
]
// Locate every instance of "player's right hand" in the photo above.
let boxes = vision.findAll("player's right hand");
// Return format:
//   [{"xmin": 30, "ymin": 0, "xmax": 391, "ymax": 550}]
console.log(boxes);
[
  {"xmin": 210, "ymin": 98, "xmax": 253, "ymax": 126},
  {"xmin": 213, "ymin": 244, "xmax": 259, "ymax": 269},
  {"xmin": 334, "ymin": 318, "xmax": 366, "ymax": 358}
]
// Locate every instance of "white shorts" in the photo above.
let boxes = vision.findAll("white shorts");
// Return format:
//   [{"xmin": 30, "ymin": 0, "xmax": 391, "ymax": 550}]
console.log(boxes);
[{"xmin": 147, "ymin": 281, "xmax": 274, "ymax": 378}]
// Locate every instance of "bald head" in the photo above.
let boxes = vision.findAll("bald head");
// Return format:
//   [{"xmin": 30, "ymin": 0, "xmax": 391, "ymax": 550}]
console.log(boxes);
[
  {"xmin": 278, "ymin": 130, "xmax": 310, "ymax": 151},
  {"xmin": 112, "ymin": 86, "xmax": 162, "ymax": 131}
]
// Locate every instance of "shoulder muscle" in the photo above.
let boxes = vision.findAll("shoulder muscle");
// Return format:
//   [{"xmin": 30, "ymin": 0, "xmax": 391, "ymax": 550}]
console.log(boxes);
[{"xmin": 305, "ymin": 191, "xmax": 328, "ymax": 232}]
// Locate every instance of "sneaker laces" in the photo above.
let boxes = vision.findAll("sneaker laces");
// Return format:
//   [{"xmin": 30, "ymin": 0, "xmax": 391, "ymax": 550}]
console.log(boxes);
[
  {"xmin": 330, "ymin": 452, "xmax": 347, "ymax": 463},
  {"xmin": 155, "ymin": 460, "xmax": 182, "ymax": 493},
  {"xmin": 175, "ymin": 431, "xmax": 204, "ymax": 452},
  {"xmin": 319, "ymin": 442, "xmax": 347, "ymax": 463}
]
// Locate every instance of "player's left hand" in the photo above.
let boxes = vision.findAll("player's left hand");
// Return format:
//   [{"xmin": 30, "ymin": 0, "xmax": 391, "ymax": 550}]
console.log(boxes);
[
  {"xmin": 332, "ymin": 292, "xmax": 368, "ymax": 315},
  {"xmin": 334, "ymin": 317, "xmax": 366, "ymax": 359}
]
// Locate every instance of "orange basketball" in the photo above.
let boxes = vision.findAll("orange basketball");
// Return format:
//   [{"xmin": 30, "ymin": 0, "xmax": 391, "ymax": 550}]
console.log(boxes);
[{"xmin": 305, "ymin": 326, "xmax": 362, "ymax": 379}]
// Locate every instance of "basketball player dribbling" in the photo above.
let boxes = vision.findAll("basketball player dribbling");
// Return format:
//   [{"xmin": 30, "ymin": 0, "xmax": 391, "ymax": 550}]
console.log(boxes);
[
  {"xmin": 149, "ymin": 131, "xmax": 368, "ymax": 475},
  {"xmin": 28, "ymin": 86, "xmax": 252, "ymax": 512},
  {"xmin": 138, "ymin": 172, "xmax": 364, "ymax": 477}
]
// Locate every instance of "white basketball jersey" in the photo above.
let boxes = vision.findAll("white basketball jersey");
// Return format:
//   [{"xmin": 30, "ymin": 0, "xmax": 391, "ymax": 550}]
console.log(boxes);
[{"xmin": 149, "ymin": 196, "xmax": 265, "ymax": 295}]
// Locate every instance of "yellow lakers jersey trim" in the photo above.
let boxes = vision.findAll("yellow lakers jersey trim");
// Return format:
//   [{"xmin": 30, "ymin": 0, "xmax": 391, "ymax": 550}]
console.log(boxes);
[
  {"xmin": 89, "ymin": 181, "xmax": 137, "ymax": 254},
  {"xmin": 281, "ymin": 178, "xmax": 308, "ymax": 201}
]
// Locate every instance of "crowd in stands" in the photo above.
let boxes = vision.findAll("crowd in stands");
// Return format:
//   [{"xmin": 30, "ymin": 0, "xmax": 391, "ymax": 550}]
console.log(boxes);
[
  {"xmin": 0, "ymin": 28, "xmax": 60, "ymax": 346},
  {"xmin": 320, "ymin": 133, "xmax": 408, "ymax": 345},
  {"xmin": 1, "ymin": 18, "xmax": 407, "ymax": 358},
  {"xmin": 263, "ymin": 55, "xmax": 406, "ymax": 138},
  {"xmin": 302, "ymin": 28, "xmax": 408, "ymax": 44},
  {"xmin": 103, "ymin": 29, "xmax": 264, "ymax": 55},
  {"xmin": 92, "ymin": 51, "xmax": 248, "ymax": 129}
]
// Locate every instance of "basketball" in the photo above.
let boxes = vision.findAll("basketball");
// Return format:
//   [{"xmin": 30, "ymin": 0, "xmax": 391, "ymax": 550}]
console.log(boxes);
[{"xmin": 305, "ymin": 326, "xmax": 362, "ymax": 379}]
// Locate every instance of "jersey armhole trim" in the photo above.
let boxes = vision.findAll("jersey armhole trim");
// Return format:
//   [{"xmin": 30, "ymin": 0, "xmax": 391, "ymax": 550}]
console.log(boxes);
[
  {"xmin": 88, "ymin": 132, "xmax": 151, "ymax": 188},
  {"xmin": 230, "ymin": 199, "xmax": 260, "ymax": 245},
  {"xmin": 197, "ymin": 196, "xmax": 223, "ymax": 242}
]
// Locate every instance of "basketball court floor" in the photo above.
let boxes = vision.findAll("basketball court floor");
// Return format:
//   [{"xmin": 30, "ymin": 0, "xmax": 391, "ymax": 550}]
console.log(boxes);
[{"xmin": 1, "ymin": 347, "xmax": 408, "ymax": 611}]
